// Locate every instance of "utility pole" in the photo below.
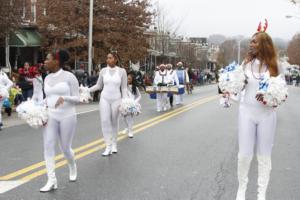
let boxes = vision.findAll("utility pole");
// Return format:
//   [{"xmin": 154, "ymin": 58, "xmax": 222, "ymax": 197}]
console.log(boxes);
[{"xmin": 88, "ymin": 0, "xmax": 94, "ymax": 75}]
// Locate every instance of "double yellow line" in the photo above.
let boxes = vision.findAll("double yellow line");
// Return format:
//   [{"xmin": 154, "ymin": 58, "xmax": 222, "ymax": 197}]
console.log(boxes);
[{"xmin": 0, "ymin": 95, "xmax": 218, "ymax": 183}]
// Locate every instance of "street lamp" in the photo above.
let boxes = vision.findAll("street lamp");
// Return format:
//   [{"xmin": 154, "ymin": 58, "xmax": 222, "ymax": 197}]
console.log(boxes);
[
  {"xmin": 237, "ymin": 40, "xmax": 241, "ymax": 65},
  {"xmin": 88, "ymin": 0, "xmax": 94, "ymax": 76}
]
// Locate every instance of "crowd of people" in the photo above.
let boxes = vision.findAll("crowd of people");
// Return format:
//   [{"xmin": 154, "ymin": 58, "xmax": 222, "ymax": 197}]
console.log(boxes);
[{"xmin": 285, "ymin": 72, "xmax": 300, "ymax": 86}]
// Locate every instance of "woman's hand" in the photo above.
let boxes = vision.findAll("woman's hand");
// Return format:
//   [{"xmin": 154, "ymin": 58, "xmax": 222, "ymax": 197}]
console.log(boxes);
[
  {"xmin": 222, "ymin": 92, "xmax": 230, "ymax": 98},
  {"xmin": 256, "ymin": 93, "xmax": 264, "ymax": 102},
  {"xmin": 55, "ymin": 97, "xmax": 64, "ymax": 108}
]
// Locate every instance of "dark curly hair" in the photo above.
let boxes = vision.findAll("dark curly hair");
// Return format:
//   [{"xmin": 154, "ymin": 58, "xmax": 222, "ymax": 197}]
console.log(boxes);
[
  {"xmin": 51, "ymin": 49, "xmax": 70, "ymax": 69},
  {"xmin": 127, "ymin": 72, "xmax": 138, "ymax": 95}
]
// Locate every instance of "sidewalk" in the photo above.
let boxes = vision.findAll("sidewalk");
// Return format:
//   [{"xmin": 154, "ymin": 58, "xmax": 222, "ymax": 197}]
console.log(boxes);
[{"xmin": 2, "ymin": 103, "xmax": 99, "ymax": 128}]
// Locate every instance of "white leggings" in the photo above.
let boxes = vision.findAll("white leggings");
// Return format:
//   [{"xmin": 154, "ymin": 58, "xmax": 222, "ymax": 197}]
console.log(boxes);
[
  {"xmin": 100, "ymin": 98, "xmax": 121, "ymax": 146},
  {"xmin": 156, "ymin": 93, "xmax": 168, "ymax": 110},
  {"xmin": 124, "ymin": 115, "xmax": 134, "ymax": 131},
  {"xmin": 238, "ymin": 105, "xmax": 277, "ymax": 157},
  {"xmin": 43, "ymin": 115, "xmax": 77, "ymax": 160},
  {"xmin": 32, "ymin": 91, "xmax": 44, "ymax": 104},
  {"xmin": 175, "ymin": 94, "xmax": 183, "ymax": 104}
]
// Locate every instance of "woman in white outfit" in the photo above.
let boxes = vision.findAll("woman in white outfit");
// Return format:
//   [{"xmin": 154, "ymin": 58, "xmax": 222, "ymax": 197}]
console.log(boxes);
[
  {"xmin": 40, "ymin": 49, "xmax": 80, "ymax": 192},
  {"xmin": 27, "ymin": 69, "xmax": 44, "ymax": 104},
  {"xmin": 235, "ymin": 31, "xmax": 280, "ymax": 200},
  {"xmin": 154, "ymin": 64, "xmax": 169, "ymax": 112},
  {"xmin": 89, "ymin": 52, "xmax": 128, "ymax": 156},
  {"xmin": 123, "ymin": 73, "xmax": 141, "ymax": 138},
  {"xmin": 0, "ymin": 70, "xmax": 13, "ymax": 130}
]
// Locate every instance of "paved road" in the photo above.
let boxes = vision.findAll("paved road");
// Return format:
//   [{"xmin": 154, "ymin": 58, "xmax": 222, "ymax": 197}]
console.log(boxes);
[{"xmin": 0, "ymin": 85, "xmax": 299, "ymax": 200}]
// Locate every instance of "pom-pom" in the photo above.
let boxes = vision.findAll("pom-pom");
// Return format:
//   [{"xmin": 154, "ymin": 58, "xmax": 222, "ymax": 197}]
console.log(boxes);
[
  {"xmin": 218, "ymin": 62, "xmax": 247, "ymax": 95},
  {"xmin": 16, "ymin": 100, "xmax": 48, "ymax": 129},
  {"xmin": 79, "ymin": 85, "xmax": 92, "ymax": 103},
  {"xmin": 119, "ymin": 98, "xmax": 141, "ymax": 116},
  {"xmin": 257, "ymin": 74, "xmax": 288, "ymax": 107}
]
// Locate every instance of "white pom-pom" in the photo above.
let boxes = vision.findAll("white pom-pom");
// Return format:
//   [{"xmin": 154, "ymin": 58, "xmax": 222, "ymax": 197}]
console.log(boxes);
[
  {"xmin": 79, "ymin": 85, "xmax": 92, "ymax": 103},
  {"xmin": 257, "ymin": 75, "xmax": 288, "ymax": 107},
  {"xmin": 218, "ymin": 62, "xmax": 246, "ymax": 95},
  {"xmin": 119, "ymin": 98, "xmax": 141, "ymax": 116},
  {"xmin": 16, "ymin": 100, "xmax": 48, "ymax": 129},
  {"xmin": 0, "ymin": 86, "xmax": 9, "ymax": 101}
]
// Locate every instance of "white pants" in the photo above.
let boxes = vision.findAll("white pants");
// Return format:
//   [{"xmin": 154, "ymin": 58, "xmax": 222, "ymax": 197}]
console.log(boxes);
[
  {"xmin": 238, "ymin": 105, "xmax": 277, "ymax": 157},
  {"xmin": 156, "ymin": 93, "xmax": 168, "ymax": 111},
  {"xmin": 43, "ymin": 115, "xmax": 77, "ymax": 160},
  {"xmin": 124, "ymin": 115, "xmax": 134, "ymax": 132},
  {"xmin": 100, "ymin": 98, "xmax": 121, "ymax": 146},
  {"xmin": 175, "ymin": 94, "xmax": 183, "ymax": 105},
  {"xmin": 32, "ymin": 91, "xmax": 44, "ymax": 104}
]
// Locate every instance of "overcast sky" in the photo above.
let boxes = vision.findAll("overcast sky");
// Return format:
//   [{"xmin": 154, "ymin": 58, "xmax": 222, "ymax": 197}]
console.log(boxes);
[{"xmin": 153, "ymin": 0, "xmax": 300, "ymax": 40}]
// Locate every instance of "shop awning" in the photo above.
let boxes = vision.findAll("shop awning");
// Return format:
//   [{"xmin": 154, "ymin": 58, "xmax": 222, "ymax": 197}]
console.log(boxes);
[{"xmin": 9, "ymin": 29, "xmax": 41, "ymax": 47}]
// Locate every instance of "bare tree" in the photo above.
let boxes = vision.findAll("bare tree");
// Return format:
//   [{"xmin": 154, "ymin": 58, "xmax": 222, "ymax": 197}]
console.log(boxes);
[
  {"xmin": 0, "ymin": 0, "xmax": 23, "ymax": 40},
  {"xmin": 0, "ymin": 0, "xmax": 23, "ymax": 69},
  {"xmin": 37, "ymin": 0, "xmax": 152, "ymax": 65},
  {"xmin": 217, "ymin": 39, "xmax": 249, "ymax": 67},
  {"xmin": 287, "ymin": 33, "xmax": 300, "ymax": 66}
]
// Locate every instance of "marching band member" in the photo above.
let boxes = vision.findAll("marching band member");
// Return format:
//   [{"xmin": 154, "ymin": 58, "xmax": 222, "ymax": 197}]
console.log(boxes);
[
  {"xmin": 154, "ymin": 64, "xmax": 169, "ymax": 112},
  {"xmin": 235, "ymin": 21, "xmax": 280, "ymax": 200},
  {"xmin": 0, "ymin": 69, "xmax": 13, "ymax": 130},
  {"xmin": 123, "ymin": 73, "xmax": 141, "ymax": 138},
  {"xmin": 89, "ymin": 52, "xmax": 128, "ymax": 156},
  {"xmin": 41, "ymin": 49, "xmax": 80, "ymax": 192},
  {"xmin": 166, "ymin": 64, "xmax": 179, "ymax": 108},
  {"xmin": 175, "ymin": 62, "xmax": 189, "ymax": 105}
]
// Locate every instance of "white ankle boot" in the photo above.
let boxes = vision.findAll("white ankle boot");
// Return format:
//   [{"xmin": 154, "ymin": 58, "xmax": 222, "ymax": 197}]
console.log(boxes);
[
  {"xmin": 67, "ymin": 158, "xmax": 77, "ymax": 182},
  {"xmin": 128, "ymin": 128, "xmax": 133, "ymax": 138},
  {"xmin": 111, "ymin": 136, "xmax": 118, "ymax": 154},
  {"xmin": 236, "ymin": 154, "xmax": 253, "ymax": 200},
  {"xmin": 112, "ymin": 143, "xmax": 118, "ymax": 154},
  {"xmin": 102, "ymin": 145, "xmax": 112, "ymax": 156},
  {"xmin": 257, "ymin": 155, "xmax": 272, "ymax": 200},
  {"xmin": 40, "ymin": 158, "xmax": 57, "ymax": 192}
]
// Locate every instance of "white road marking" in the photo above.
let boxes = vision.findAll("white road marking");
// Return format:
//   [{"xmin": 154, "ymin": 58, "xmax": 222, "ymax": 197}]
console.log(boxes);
[{"xmin": 0, "ymin": 181, "xmax": 27, "ymax": 194}]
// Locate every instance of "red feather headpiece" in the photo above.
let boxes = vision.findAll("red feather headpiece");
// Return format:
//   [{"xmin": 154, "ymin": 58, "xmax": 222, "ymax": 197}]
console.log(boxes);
[{"xmin": 257, "ymin": 19, "xmax": 268, "ymax": 32}]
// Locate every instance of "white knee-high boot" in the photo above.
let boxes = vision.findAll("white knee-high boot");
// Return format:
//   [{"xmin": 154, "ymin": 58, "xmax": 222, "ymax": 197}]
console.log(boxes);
[
  {"xmin": 111, "ymin": 134, "xmax": 118, "ymax": 154},
  {"xmin": 257, "ymin": 155, "xmax": 272, "ymax": 200},
  {"xmin": 102, "ymin": 133, "xmax": 112, "ymax": 156},
  {"xmin": 236, "ymin": 154, "xmax": 253, "ymax": 200},
  {"xmin": 67, "ymin": 157, "xmax": 77, "ymax": 182},
  {"xmin": 40, "ymin": 158, "xmax": 57, "ymax": 192}
]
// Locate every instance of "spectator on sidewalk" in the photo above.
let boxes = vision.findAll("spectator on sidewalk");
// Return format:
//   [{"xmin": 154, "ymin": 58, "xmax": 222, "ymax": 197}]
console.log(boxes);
[
  {"xmin": 295, "ymin": 73, "xmax": 300, "ymax": 87},
  {"xmin": 18, "ymin": 62, "xmax": 36, "ymax": 100},
  {"xmin": 75, "ymin": 64, "xmax": 88, "ymax": 86},
  {"xmin": 88, "ymin": 69, "xmax": 100, "ymax": 102}
]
